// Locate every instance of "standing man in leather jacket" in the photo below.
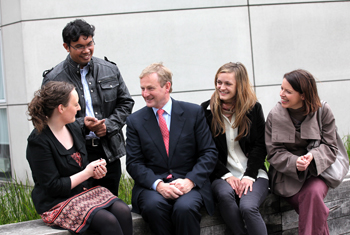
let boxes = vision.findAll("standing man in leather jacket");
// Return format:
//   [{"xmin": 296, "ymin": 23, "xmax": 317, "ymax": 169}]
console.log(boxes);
[{"xmin": 42, "ymin": 19, "xmax": 134, "ymax": 196}]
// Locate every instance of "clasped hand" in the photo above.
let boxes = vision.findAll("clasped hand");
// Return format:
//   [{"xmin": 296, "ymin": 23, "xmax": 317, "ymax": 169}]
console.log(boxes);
[
  {"xmin": 84, "ymin": 117, "xmax": 107, "ymax": 137},
  {"xmin": 85, "ymin": 158, "xmax": 107, "ymax": 179},
  {"xmin": 156, "ymin": 178, "xmax": 194, "ymax": 200},
  {"xmin": 296, "ymin": 153, "xmax": 313, "ymax": 171},
  {"xmin": 226, "ymin": 176, "xmax": 253, "ymax": 198}
]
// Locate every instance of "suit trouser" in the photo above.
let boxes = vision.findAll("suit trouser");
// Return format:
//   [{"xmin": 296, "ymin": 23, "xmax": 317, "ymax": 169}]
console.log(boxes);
[
  {"xmin": 285, "ymin": 176, "xmax": 329, "ymax": 235},
  {"xmin": 138, "ymin": 188, "xmax": 203, "ymax": 235},
  {"xmin": 86, "ymin": 144, "xmax": 121, "ymax": 196},
  {"xmin": 212, "ymin": 178, "xmax": 269, "ymax": 235}
]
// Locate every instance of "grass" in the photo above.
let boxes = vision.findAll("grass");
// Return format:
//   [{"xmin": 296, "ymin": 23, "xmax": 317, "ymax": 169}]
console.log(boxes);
[
  {"xmin": 0, "ymin": 173, "xmax": 134, "ymax": 225},
  {"xmin": 344, "ymin": 135, "xmax": 350, "ymax": 161},
  {"xmin": 264, "ymin": 159, "xmax": 270, "ymax": 171},
  {"xmin": 118, "ymin": 173, "xmax": 134, "ymax": 205},
  {"xmin": 0, "ymin": 174, "xmax": 40, "ymax": 225}
]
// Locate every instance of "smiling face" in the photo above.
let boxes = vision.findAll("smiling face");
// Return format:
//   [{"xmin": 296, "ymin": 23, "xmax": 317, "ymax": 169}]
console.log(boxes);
[
  {"xmin": 216, "ymin": 72, "xmax": 237, "ymax": 103},
  {"xmin": 140, "ymin": 72, "xmax": 171, "ymax": 109},
  {"xmin": 280, "ymin": 78, "xmax": 305, "ymax": 109},
  {"xmin": 64, "ymin": 35, "xmax": 94, "ymax": 68}
]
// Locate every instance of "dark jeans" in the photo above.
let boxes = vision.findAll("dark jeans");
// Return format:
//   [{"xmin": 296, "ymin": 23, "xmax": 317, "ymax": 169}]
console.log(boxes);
[
  {"xmin": 86, "ymin": 144, "xmax": 121, "ymax": 196},
  {"xmin": 212, "ymin": 178, "xmax": 269, "ymax": 235}
]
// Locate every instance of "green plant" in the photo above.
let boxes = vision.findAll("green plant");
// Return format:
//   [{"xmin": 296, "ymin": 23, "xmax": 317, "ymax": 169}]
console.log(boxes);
[
  {"xmin": 118, "ymin": 173, "xmax": 134, "ymax": 205},
  {"xmin": 0, "ymin": 174, "xmax": 40, "ymax": 225},
  {"xmin": 343, "ymin": 135, "xmax": 350, "ymax": 163},
  {"xmin": 264, "ymin": 158, "xmax": 270, "ymax": 171}
]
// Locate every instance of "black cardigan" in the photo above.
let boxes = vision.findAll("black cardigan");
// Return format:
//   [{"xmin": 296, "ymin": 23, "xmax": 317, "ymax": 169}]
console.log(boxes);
[
  {"xmin": 26, "ymin": 121, "xmax": 90, "ymax": 214},
  {"xmin": 201, "ymin": 100, "xmax": 267, "ymax": 182}
]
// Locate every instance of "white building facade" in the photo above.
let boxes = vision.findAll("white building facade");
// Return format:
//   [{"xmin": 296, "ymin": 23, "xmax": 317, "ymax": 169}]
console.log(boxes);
[{"xmin": 0, "ymin": 0, "xmax": 349, "ymax": 182}]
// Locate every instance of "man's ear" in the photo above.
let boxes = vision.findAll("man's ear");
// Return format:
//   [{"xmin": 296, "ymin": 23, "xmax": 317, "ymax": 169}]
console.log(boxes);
[
  {"xmin": 63, "ymin": 43, "xmax": 70, "ymax": 52},
  {"xmin": 165, "ymin": 81, "xmax": 171, "ymax": 92}
]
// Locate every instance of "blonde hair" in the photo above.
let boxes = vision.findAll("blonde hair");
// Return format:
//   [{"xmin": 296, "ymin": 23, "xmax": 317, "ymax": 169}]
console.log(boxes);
[
  {"xmin": 139, "ymin": 62, "xmax": 173, "ymax": 93},
  {"xmin": 210, "ymin": 62, "xmax": 257, "ymax": 140}
]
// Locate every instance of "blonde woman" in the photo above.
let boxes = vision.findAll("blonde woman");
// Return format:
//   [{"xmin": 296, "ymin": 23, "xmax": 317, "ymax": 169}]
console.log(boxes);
[{"xmin": 201, "ymin": 62, "xmax": 268, "ymax": 235}]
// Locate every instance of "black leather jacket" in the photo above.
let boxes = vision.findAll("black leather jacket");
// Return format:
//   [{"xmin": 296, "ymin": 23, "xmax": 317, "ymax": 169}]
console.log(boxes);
[{"xmin": 42, "ymin": 55, "xmax": 134, "ymax": 162}]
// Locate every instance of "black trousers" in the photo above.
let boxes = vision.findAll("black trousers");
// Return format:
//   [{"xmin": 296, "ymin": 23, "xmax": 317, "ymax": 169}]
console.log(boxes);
[
  {"xmin": 138, "ymin": 188, "xmax": 203, "ymax": 235},
  {"xmin": 86, "ymin": 144, "xmax": 121, "ymax": 196}
]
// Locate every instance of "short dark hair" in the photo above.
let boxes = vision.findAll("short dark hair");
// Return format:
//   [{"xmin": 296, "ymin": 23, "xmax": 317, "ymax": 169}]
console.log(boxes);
[
  {"xmin": 62, "ymin": 19, "xmax": 95, "ymax": 45},
  {"xmin": 284, "ymin": 69, "xmax": 321, "ymax": 115}
]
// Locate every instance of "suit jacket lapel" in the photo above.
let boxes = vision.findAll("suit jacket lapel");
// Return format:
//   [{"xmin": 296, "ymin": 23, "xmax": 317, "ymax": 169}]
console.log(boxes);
[
  {"xmin": 168, "ymin": 99, "xmax": 185, "ymax": 160},
  {"xmin": 142, "ymin": 108, "xmax": 169, "ymax": 163}
]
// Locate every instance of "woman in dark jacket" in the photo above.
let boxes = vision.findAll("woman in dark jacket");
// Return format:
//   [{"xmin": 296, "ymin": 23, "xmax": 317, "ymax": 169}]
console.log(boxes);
[
  {"xmin": 26, "ymin": 81, "xmax": 132, "ymax": 235},
  {"xmin": 201, "ymin": 62, "xmax": 268, "ymax": 235}
]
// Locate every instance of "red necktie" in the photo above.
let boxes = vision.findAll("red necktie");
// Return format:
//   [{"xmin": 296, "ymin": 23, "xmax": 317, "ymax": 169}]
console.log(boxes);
[{"xmin": 157, "ymin": 109, "xmax": 169, "ymax": 156}]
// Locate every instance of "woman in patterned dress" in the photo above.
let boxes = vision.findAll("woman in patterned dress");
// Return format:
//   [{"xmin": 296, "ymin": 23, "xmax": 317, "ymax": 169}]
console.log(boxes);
[{"xmin": 26, "ymin": 81, "xmax": 132, "ymax": 235}]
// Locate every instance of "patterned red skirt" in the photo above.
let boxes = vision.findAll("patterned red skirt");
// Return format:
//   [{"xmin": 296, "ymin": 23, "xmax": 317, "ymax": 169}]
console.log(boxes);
[{"xmin": 41, "ymin": 186, "xmax": 118, "ymax": 234}]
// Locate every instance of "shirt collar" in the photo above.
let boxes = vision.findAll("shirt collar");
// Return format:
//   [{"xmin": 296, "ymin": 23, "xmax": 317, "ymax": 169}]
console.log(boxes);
[
  {"xmin": 222, "ymin": 113, "xmax": 235, "ymax": 125},
  {"xmin": 152, "ymin": 98, "xmax": 172, "ymax": 116},
  {"xmin": 80, "ymin": 62, "xmax": 90, "ymax": 75}
]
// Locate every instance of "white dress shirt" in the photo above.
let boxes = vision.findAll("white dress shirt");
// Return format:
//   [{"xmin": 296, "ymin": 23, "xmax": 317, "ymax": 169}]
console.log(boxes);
[{"xmin": 221, "ymin": 114, "xmax": 268, "ymax": 182}]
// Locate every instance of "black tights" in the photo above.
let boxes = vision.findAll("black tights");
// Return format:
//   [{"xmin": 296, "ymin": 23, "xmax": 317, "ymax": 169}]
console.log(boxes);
[{"xmin": 89, "ymin": 199, "xmax": 133, "ymax": 235}]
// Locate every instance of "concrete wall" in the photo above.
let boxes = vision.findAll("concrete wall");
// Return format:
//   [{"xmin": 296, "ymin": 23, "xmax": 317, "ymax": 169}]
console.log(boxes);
[{"xmin": 0, "ymin": 0, "xmax": 349, "ymax": 182}]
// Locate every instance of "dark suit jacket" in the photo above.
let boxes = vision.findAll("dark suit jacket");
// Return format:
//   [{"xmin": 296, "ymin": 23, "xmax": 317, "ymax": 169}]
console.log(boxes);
[
  {"xmin": 201, "ymin": 100, "xmax": 267, "ymax": 182},
  {"xmin": 126, "ymin": 98, "xmax": 218, "ymax": 215},
  {"xmin": 26, "ymin": 121, "xmax": 90, "ymax": 214}
]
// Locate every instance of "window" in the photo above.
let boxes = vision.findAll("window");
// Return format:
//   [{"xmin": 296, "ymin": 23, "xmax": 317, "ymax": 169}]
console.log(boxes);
[
  {"xmin": 0, "ymin": 108, "xmax": 11, "ymax": 178},
  {"xmin": 0, "ymin": 30, "xmax": 10, "ymax": 178},
  {"xmin": 0, "ymin": 31, "xmax": 4, "ymax": 102}
]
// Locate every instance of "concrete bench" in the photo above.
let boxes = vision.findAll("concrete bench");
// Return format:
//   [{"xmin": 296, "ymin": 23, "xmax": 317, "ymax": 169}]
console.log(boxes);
[{"xmin": 1, "ymin": 174, "xmax": 349, "ymax": 235}]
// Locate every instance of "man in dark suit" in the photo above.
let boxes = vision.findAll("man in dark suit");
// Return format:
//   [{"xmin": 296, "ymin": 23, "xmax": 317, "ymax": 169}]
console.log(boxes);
[{"xmin": 126, "ymin": 63, "xmax": 218, "ymax": 235}]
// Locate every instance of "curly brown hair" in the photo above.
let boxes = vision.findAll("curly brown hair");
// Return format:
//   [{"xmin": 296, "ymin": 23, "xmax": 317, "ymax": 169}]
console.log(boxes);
[{"xmin": 27, "ymin": 81, "xmax": 75, "ymax": 133}]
